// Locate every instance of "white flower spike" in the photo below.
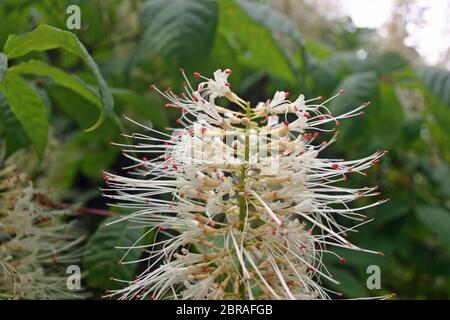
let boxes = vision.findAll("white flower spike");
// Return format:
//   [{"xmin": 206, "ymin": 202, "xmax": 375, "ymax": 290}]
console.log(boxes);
[{"xmin": 103, "ymin": 68, "xmax": 391, "ymax": 300}]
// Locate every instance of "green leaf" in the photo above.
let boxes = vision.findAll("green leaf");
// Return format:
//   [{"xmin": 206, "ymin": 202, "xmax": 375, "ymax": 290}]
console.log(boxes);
[
  {"xmin": 0, "ymin": 92, "xmax": 30, "ymax": 157},
  {"xmin": 9, "ymin": 60, "xmax": 101, "ymax": 108},
  {"xmin": 0, "ymin": 52, "xmax": 7, "ymax": 81},
  {"xmin": 368, "ymin": 82, "xmax": 405, "ymax": 149},
  {"xmin": 326, "ymin": 266, "xmax": 369, "ymax": 298},
  {"xmin": 415, "ymin": 205, "xmax": 450, "ymax": 250},
  {"xmin": 373, "ymin": 200, "xmax": 409, "ymax": 226},
  {"xmin": 351, "ymin": 52, "xmax": 407, "ymax": 76},
  {"xmin": 3, "ymin": 25, "xmax": 113, "ymax": 131},
  {"xmin": 235, "ymin": 0, "xmax": 307, "ymax": 84},
  {"xmin": 219, "ymin": 0, "xmax": 295, "ymax": 84},
  {"xmin": 331, "ymin": 71, "xmax": 378, "ymax": 114},
  {"xmin": 83, "ymin": 217, "xmax": 148, "ymax": 291},
  {"xmin": 111, "ymin": 87, "xmax": 168, "ymax": 128},
  {"xmin": 0, "ymin": 72, "xmax": 48, "ymax": 158},
  {"xmin": 416, "ymin": 66, "xmax": 450, "ymax": 106},
  {"xmin": 137, "ymin": 0, "xmax": 218, "ymax": 63}
]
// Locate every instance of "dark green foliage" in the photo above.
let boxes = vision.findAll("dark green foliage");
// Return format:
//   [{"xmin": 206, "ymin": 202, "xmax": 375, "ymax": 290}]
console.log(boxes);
[{"xmin": 0, "ymin": 0, "xmax": 448, "ymax": 299}]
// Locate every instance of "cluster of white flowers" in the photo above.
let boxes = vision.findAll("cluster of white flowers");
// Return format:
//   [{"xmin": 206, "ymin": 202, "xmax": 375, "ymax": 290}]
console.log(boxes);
[
  {"xmin": 0, "ymin": 166, "xmax": 84, "ymax": 299},
  {"xmin": 103, "ymin": 69, "xmax": 388, "ymax": 300}
]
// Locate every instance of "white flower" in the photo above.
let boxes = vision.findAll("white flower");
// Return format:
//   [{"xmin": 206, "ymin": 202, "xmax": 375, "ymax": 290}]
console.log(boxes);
[
  {"xmin": 103, "ymin": 68, "xmax": 390, "ymax": 300},
  {"xmin": 0, "ymin": 166, "xmax": 85, "ymax": 299}
]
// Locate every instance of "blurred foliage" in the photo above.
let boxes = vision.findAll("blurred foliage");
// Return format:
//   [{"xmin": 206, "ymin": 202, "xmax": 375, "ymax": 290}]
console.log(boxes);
[{"xmin": 0, "ymin": 0, "xmax": 449, "ymax": 299}]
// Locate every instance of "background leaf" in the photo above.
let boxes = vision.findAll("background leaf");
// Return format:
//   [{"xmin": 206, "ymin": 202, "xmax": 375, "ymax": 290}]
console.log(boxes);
[
  {"xmin": 0, "ymin": 72, "xmax": 48, "ymax": 158},
  {"xmin": 137, "ymin": 0, "xmax": 218, "ymax": 63},
  {"xmin": 416, "ymin": 66, "xmax": 450, "ymax": 106},
  {"xmin": 415, "ymin": 205, "xmax": 450, "ymax": 250},
  {"xmin": 3, "ymin": 24, "xmax": 113, "ymax": 131},
  {"xmin": 83, "ymin": 217, "xmax": 148, "ymax": 291}
]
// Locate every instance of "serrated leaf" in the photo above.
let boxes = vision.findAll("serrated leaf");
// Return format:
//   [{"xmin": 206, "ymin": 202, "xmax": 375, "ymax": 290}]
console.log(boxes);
[
  {"xmin": 3, "ymin": 24, "xmax": 113, "ymax": 131},
  {"xmin": 138, "ymin": 0, "xmax": 218, "ymax": 63},
  {"xmin": 416, "ymin": 66, "xmax": 450, "ymax": 106},
  {"xmin": 235, "ymin": 0, "xmax": 306, "ymax": 86},
  {"xmin": 83, "ymin": 217, "xmax": 148, "ymax": 291},
  {"xmin": 219, "ymin": 0, "xmax": 295, "ymax": 84},
  {"xmin": 415, "ymin": 205, "xmax": 450, "ymax": 250},
  {"xmin": 0, "ymin": 72, "xmax": 48, "ymax": 158}
]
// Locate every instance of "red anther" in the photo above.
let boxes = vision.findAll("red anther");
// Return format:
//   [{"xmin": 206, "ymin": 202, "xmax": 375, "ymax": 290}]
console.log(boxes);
[
  {"xmin": 335, "ymin": 120, "xmax": 340, "ymax": 126},
  {"xmin": 225, "ymin": 82, "xmax": 230, "ymax": 87},
  {"xmin": 179, "ymin": 192, "xmax": 185, "ymax": 198},
  {"xmin": 285, "ymin": 91, "xmax": 290, "ymax": 98},
  {"xmin": 303, "ymin": 112, "xmax": 310, "ymax": 119},
  {"xmin": 207, "ymin": 220, "xmax": 216, "ymax": 227},
  {"xmin": 308, "ymin": 267, "xmax": 315, "ymax": 273},
  {"xmin": 159, "ymin": 225, "xmax": 167, "ymax": 231},
  {"xmin": 194, "ymin": 72, "xmax": 201, "ymax": 78},
  {"xmin": 163, "ymin": 165, "xmax": 168, "ymax": 170},
  {"xmin": 339, "ymin": 257, "xmax": 347, "ymax": 263},
  {"xmin": 331, "ymin": 163, "xmax": 339, "ymax": 169},
  {"xmin": 176, "ymin": 118, "xmax": 182, "ymax": 124},
  {"xmin": 224, "ymin": 69, "xmax": 232, "ymax": 74},
  {"xmin": 164, "ymin": 87, "xmax": 172, "ymax": 93},
  {"xmin": 172, "ymin": 164, "xmax": 178, "ymax": 170},
  {"xmin": 255, "ymin": 243, "xmax": 262, "ymax": 249},
  {"xmin": 319, "ymin": 115, "xmax": 324, "ymax": 120},
  {"xmin": 342, "ymin": 174, "xmax": 348, "ymax": 181},
  {"xmin": 283, "ymin": 120, "xmax": 289, "ymax": 127},
  {"xmin": 201, "ymin": 127, "xmax": 207, "ymax": 134},
  {"xmin": 313, "ymin": 132, "xmax": 319, "ymax": 138},
  {"xmin": 182, "ymin": 108, "xmax": 186, "ymax": 113},
  {"xmin": 338, "ymin": 89, "xmax": 345, "ymax": 94},
  {"xmin": 348, "ymin": 167, "xmax": 353, "ymax": 172},
  {"xmin": 377, "ymin": 251, "xmax": 385, "ymax": 256},
  {"xmin": 272, "ymin": 230, "xmax": 276, "ymax": 235},
  {"xmin": 372, "ymin": 159, "xmax": 380, "ymax": 165},
  {"xmin": 304, "ymin": 133, "xmax": 312, "ymax": 140}
]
